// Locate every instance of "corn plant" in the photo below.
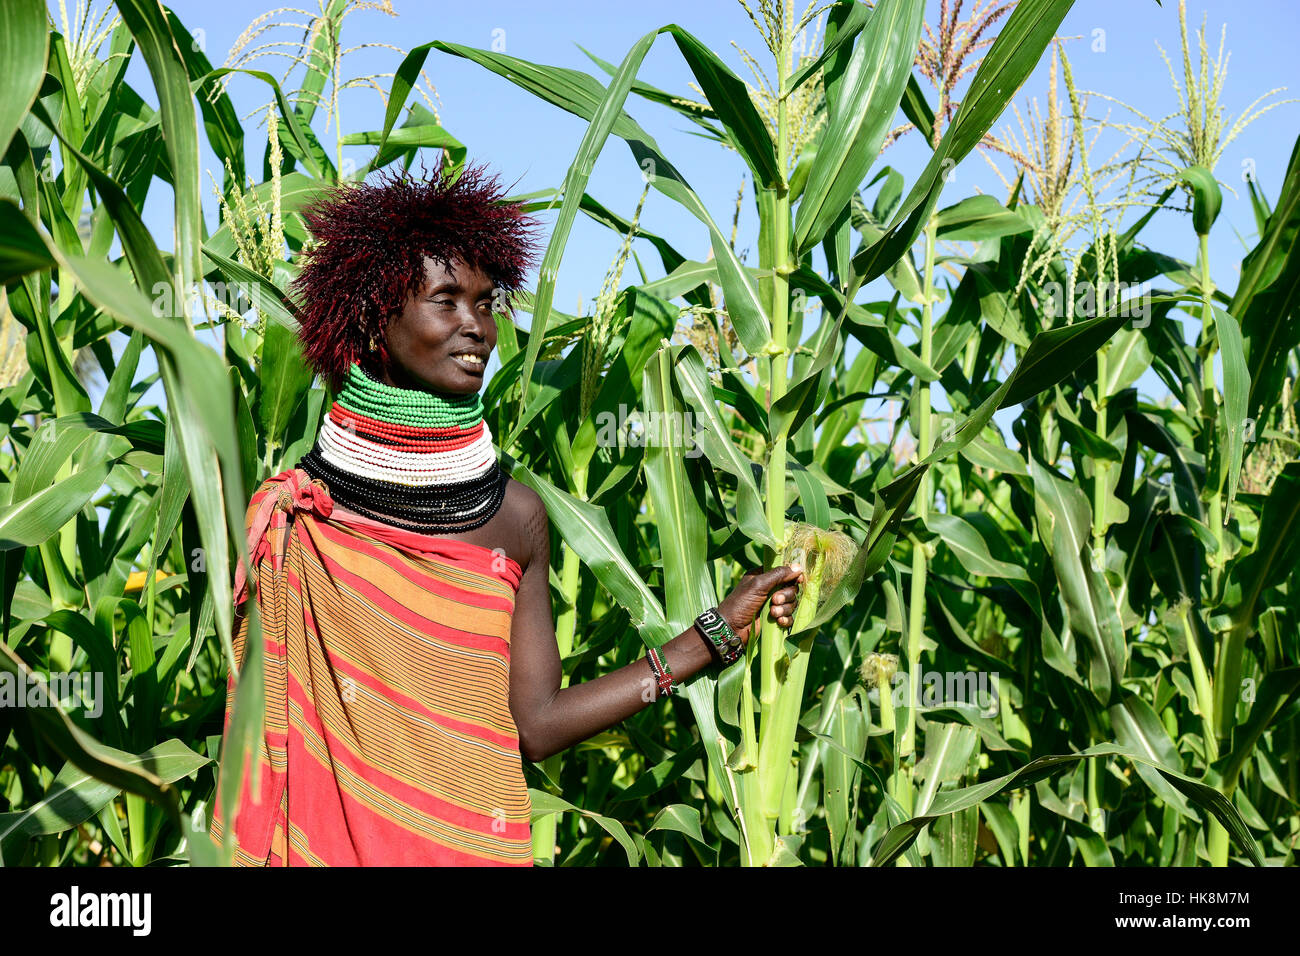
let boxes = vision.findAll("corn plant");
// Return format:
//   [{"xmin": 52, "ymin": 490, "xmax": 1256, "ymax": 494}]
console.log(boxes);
[{"xmin": 1, "ymin": 0, "xmax": 1296, "ymax": 867}]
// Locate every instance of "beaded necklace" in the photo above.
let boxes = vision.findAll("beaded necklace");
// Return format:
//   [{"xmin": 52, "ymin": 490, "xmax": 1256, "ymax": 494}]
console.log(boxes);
[{"xmin": 297, "ymin": 361, "xmax": 508, "ymax": 533}]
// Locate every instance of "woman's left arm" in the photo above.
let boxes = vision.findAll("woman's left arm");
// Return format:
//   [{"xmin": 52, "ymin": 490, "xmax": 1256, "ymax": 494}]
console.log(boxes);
[{"xmin": 507, "ymin": 486, "xmax": 803, "ymax": 763}]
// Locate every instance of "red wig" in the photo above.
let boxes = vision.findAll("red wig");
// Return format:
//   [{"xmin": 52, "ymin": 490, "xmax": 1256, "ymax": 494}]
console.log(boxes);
[{"xmin": 288, "ymin": 160, "xmax": 539, "ymax": 390}]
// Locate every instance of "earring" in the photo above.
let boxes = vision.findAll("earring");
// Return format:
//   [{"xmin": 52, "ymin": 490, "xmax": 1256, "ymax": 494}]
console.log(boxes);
[{"xmin": 368, "ymin": 332, "xmax": 378, "ymax": 352}]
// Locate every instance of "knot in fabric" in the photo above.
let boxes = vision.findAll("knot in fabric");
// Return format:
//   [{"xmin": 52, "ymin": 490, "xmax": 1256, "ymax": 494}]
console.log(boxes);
[
  {"xmin": 234, "ymin": 470, "xmax": 335, "ymax": 608},
  {"xmin": 275, "ymin": 475, "xmax": 334, "ymax": 521}
]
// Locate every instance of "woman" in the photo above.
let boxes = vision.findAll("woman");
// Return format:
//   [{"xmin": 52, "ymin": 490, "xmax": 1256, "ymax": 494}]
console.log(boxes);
[{"xmin": 210, "ymin": 163, "xmax": 806, "ymax": 866}]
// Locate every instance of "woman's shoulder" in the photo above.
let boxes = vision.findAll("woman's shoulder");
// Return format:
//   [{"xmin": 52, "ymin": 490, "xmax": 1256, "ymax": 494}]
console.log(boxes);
[
  {"xmin": 503, "ymin": 476, "xmax": 544, "ymax": 511},
  {"xmin": 502, "ymin": 477, "xmax": 550, "ymax": 570},
  {"xmin": 502, "ymin": 477, "xmax": 550, "ymax": 533}
]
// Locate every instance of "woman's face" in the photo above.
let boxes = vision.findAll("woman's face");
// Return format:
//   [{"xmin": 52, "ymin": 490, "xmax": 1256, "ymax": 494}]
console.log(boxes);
[{"xmin": 374, "ymin": 255, "xmax": 497, "ymax": 395}]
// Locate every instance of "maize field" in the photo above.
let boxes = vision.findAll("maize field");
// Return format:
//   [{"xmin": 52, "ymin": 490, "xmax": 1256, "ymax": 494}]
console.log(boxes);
[{"xmin": 0, "ymin": 0, "xmax": 1297, "ymax": 867}]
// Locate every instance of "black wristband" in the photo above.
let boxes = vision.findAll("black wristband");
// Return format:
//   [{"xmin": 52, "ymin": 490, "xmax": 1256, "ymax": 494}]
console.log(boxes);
[
  {"xmin": 695, "ymin": 607, "xmax": 743, "ymax": 667},
  {"xmin": 694, "ymin": 621, "xmax": 724, "ymax": 665}
]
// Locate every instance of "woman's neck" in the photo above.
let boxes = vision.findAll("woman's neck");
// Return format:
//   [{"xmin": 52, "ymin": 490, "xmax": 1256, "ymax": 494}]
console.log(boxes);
[{"xmin": 294, "ymin": 361, "xmax": 508, "ymax": 533}]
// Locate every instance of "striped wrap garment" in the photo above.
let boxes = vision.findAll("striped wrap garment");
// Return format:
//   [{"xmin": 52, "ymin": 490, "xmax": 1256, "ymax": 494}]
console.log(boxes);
[{"xmin": 210, "ymin": 363, "xmax": 532, "ymax": 866}]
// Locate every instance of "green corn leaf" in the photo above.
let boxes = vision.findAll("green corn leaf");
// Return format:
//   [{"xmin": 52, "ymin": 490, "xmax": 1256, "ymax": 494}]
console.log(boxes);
[
  {"xmin": 579, "ymin": 43, "xmax": 724, "ymax": 133},
  {"xmin": 197, "ymin": 67, "xmax": 333, "ymax": 182},
  {"xmin": 529, "ymin": 789, "xmax": 641, "ymax": 865},
  {"xmin": 36, "ymin": 158, "xmax": 84, "ymax": 258},
  {"xmin": 662, "ymin": 26, "xmax": 780, "ymax": 189},
  {"xmin": 605, "ymin": 742, "xmax": 704, "ymax": 806},
  {"xmin": 40, "ymin": 609, "xmax": 122, "ymax": 739},
  {"xmin": 823, "ymin": 694, "xmax": 867, "ymax": 866},
  {"xmin": 1100, "ymin": 326, "xmax": 1154, "ymax": 397},
  {"xmin": 1222, "ymin": 462, "xmax": 1300, "ymax": 632},
  {"xmin": 871, "ymin": 743, "xmax": 1263, "ymax": 867},
  {"xmin": 925, "ymin": 512, "xmax": 1031, "ymax": 581},
  {"xmin": 649, "ymin": 803, "xmax": 708, "ymax": 848},
  {"xmin": 210, "ymin": 599, "xmax": 264, "ymax": 867},
  {"xmin": 802, "ymin": 469, "xmax": 923, "ymax": 633},
  {"xmin": 160, "ymin": 5, "xmax": 245, "ymax": 190},
  {"xmin": 914, "ymin": 723, "xmax": 979, "ymax": 816},
  {"xmin": 934, "ymin": 194, "xmax": 1032, "ymax": 241},
  {"xmin": 201, "ymin": 246, "xmax": 302, "ymax": 332},
  {"xmin": 1178, "ymin": 165, "xmax": 1223, "ymax": 236},
  {"xmin": 113, "ymin": 0, "xmax": 203, "ymax": 296},
  {"xmin": 851, "ymin": 0, "xmax": 1075, "ymax": 283},
  {"xmin": 0, "ymin": 640, "xmax": 189, "ymax": 836},
  {"xmin": 256, "ymin": 321, "xmax": 315, "ymax": 464},
  {"xmin": 799, "ymin": 270, "xmax": 941, "ymax": 378},
  {"xmin": 232, "ymin": 367, "xmax": 260, "ymax": 501},
  {"xmin": 898, "ymin": 74, "xmax": 936, "ymax": 147},
  {"xmin": 1214, "ymin": 667, "xmax": 1300, "ymax": 790},
  {"xmin": 785, "ymin": 0, "xmax": 873, "ymax": 95},
  {"xmin": 343, "ymin": 123, "xmax": 467, "ymax": 177},
  {"xmin": 1109, "ymin": 691, "xmax": 1196, "ymax": 818},
  {"xmin": 0, "ymin": 739, "xmax": 209, "ymax": 864},
  {"xmin": 1029, "ymin": 453, "xmax": 1126, "ymax": 700},
  {"xmin": 922, "ymin": 704, "xmax": 1020, "ymax": 754},
  {"xmin": 674, "ymin": 347, "xmax": 776, "ymax": 547},
  {"xmin": 0, "ymin": 456, "xmax": 116, "ymax": 549},
  {"xmin": 571, "ymin": 288, "xmax": 677, "ymax": 472},
  {"xmin": 790, "ymin": 461, "xmax": 831, "ymax": 529},
  {"xmin": 639, "ymin": 259, "xmax": 722, "ymax": 300},
  {"xmin": 1232, "ymin": 143, "xmax": 1298, "ymax": 308},
  {"xmin": 771, "ymin": 298, "xmax": 846, "ymax": 437},
  {"xmin": 363, "ymin": 39, "xmax": 441, "ymax": 177},
  {"xmin": 0, "ymin": 0, "xmax": 48, "ymax": 160},
  {"xmin": 13, "ymin": 414, "xmax": 123, "ymax": 500},
  {"xmin": 0, "ymin": 210, "xmax": 55, "ymax": 282},
  {"xmin": 1209, "ymin": 305, "xmax": 1250, "ymax": 513},
  {"xmin": 1234, "ymin": 134, "xmax": 1300, "ymax": 416},
  {"xmin": 144, "ymin": 421, "xmax": 191, "ymax": 643},
  {"xmin": 507, "ymin": 458, "xmax": 672, "ymax": 644},
  {"xmin": 794, "ymin": 0, "xmax": 924, "ymax": 254},
  {"xmin": 643, "ymin": 346, "xmax": 717, "ymax": 633},
  {"xmin": 958, "ymin": 432, "xmax": 1028, "ymax": 476}
]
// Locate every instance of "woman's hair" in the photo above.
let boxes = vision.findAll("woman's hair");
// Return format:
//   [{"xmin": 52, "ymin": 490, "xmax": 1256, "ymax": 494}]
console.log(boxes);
[{"xmin": 288, "ymin": 160, "xmax": 539, "ymax": 390}]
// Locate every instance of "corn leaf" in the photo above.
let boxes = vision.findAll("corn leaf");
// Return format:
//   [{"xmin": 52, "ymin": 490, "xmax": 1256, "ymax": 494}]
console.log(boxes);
[
  {"xmin": 0, "ymin": 0, "xmax": 48, "ymax": 160},
  {"xmin": 851, "ymin": 0, "xmax": 1075, "ymax": 283},
  {"xmin": 793, "ymin": 0, "xmax": 924, "ymax": 253}
]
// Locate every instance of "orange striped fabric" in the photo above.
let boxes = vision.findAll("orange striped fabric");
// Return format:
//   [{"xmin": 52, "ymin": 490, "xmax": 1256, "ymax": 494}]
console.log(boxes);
[{"xmin": 209, "ymin": 467, "xmax": 532, "ymax": 866}]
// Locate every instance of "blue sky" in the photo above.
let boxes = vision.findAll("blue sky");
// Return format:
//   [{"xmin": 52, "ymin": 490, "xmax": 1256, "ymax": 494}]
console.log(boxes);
[{"xmin": 60, "ymin": 0, "xmax": 1300, "ymax": 449}]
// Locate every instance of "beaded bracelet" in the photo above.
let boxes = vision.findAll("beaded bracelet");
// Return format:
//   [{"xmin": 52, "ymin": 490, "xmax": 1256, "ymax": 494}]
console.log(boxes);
[
  {"xmin": 646, "ymin": 647, "xmax": 675, "ymax": 698},
  {"xmin": 694, "ymin": 607, "xmax": 744, "ymax": 667}
]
